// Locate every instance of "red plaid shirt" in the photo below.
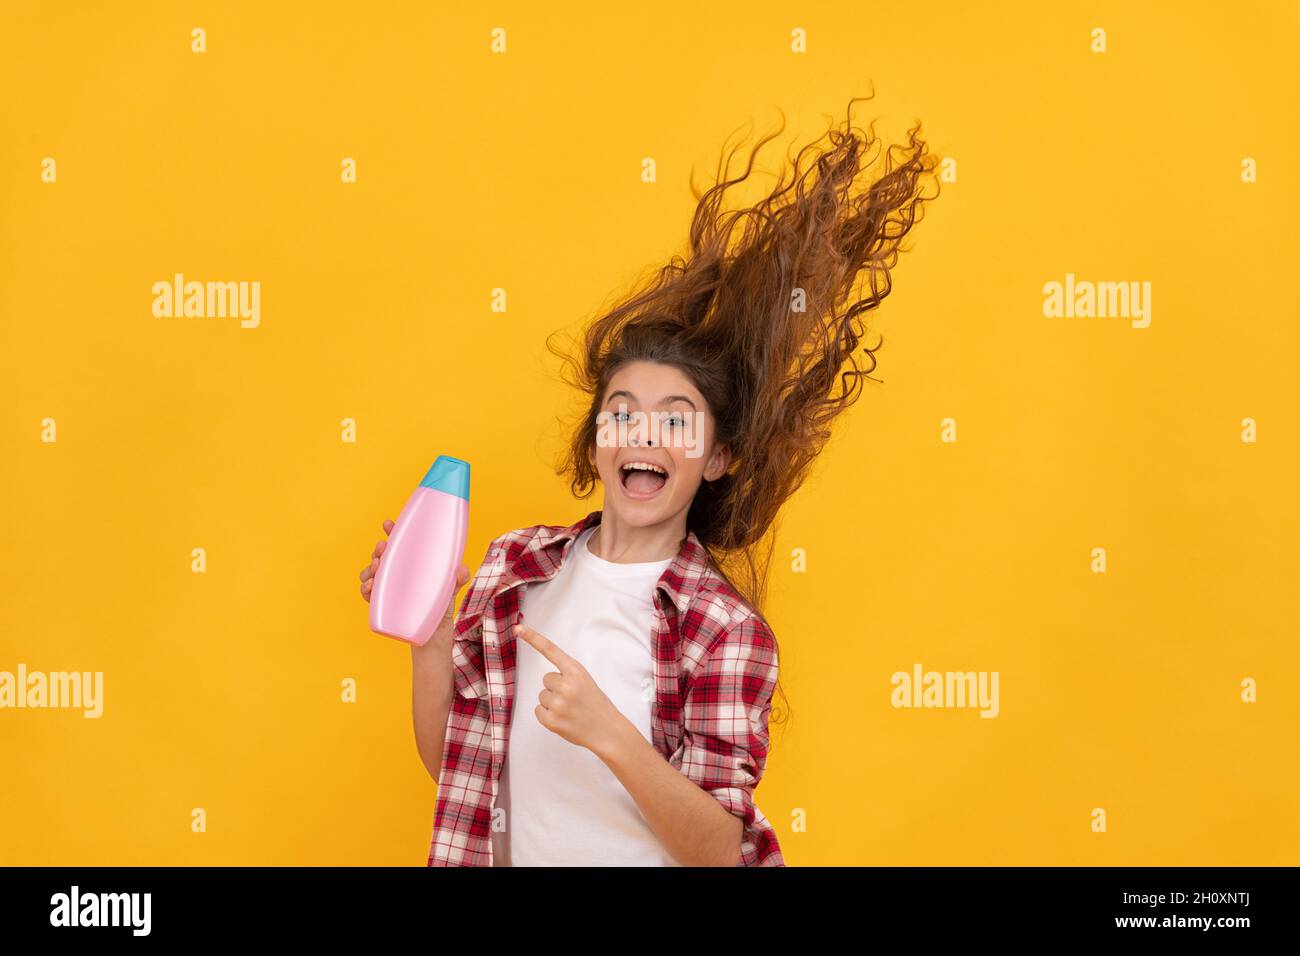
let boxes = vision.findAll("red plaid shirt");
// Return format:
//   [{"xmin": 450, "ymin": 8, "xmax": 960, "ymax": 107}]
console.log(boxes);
[{"xmin": 427, "ymin": 508, "xmax": 785, "ymax": 866}]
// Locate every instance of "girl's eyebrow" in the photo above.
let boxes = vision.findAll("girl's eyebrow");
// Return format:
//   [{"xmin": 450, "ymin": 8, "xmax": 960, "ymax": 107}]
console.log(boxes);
[{"xmin": 606, "ymin": 389, "xmax": 697, "ymax": 410}]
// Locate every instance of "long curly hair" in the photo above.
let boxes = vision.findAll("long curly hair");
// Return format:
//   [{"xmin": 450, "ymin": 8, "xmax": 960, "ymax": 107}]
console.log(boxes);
[{"xmin": 548, "ymin": 93, "xmax": 941, "ymax": 727}]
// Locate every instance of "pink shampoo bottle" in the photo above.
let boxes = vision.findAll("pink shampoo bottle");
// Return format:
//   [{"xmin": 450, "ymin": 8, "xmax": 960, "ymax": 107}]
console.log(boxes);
[{"xmin": 369, "ymin": 455, "xmax": 471, "ymax": 646}]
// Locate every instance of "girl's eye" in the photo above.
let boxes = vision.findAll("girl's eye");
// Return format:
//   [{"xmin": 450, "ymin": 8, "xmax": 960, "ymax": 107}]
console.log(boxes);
[
  {"xmin": 661, "ymin": 413, "xmax": 685, "ymax": 428},
  {"xmin": 613, "ymin": 410, "xmax": 632, "ymax": 423}
]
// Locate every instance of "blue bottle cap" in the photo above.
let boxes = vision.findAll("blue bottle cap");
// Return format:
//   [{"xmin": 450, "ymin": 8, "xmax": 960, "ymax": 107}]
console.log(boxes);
[{"xmin": 419, "ymin": 455, "xmax": 471, "ymax": 500}]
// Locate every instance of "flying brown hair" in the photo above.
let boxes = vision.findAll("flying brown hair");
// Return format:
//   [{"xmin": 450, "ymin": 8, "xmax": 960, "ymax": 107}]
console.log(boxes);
[{"xmin": 548, "ymin": 93, "xmax": 941, "ymax": 727}]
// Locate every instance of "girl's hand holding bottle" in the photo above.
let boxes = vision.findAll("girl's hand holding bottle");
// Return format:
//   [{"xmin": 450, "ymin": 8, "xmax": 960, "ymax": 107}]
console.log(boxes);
[{"xmin": 360, "ymin": 518, "xmax": 470, "ymax": 655}]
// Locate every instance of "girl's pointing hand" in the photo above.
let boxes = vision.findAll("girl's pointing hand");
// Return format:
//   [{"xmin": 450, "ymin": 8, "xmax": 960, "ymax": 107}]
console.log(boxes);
[{"xmin": 514, "ymin": 623, "xmax": 625, "ymax": 756}]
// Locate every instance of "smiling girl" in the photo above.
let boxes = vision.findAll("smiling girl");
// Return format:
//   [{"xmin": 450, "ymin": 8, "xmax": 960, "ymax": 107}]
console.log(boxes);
[{"xmin": 360, "ymin": 96, "xmax": 939, "ymax": 866}]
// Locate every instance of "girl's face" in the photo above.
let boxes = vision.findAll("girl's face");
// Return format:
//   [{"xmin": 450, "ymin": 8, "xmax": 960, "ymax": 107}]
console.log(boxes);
[{"xmin": 593, "ymin": 360, "xmax": 730, "ymax": 529}]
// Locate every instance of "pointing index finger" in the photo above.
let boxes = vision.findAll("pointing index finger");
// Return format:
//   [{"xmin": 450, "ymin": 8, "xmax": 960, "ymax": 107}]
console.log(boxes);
[{"xmin": 514, "ymin": 623, "xmax": 576, "ymax": 672}]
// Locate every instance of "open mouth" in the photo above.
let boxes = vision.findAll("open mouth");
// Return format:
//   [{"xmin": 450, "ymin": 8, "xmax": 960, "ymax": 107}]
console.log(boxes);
[{"xmin": 618, "ymin": 459, "xmax": 669, "ymax": 500}]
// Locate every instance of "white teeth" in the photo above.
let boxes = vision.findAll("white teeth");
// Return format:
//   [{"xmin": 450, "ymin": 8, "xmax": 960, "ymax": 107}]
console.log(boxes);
[{"xmin": 622, "ymin": 461, "xmax": 667, "ymax": 475}]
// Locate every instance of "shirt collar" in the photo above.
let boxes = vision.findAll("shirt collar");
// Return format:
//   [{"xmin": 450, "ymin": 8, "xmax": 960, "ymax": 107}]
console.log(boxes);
[{"xmin": 499, "ymin": 509, "xmax": 710, "ymax": 617}]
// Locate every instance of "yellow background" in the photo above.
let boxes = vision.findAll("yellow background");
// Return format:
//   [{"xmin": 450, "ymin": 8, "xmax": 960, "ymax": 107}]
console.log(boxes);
[{"xmin": 2, "ymin": 1, "xmax": 1297, "ymax": 865}]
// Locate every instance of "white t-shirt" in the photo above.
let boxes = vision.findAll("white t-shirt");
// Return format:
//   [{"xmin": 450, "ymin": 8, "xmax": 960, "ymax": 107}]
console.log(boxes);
[{"xmin": 491, "ymin": 525, "xmax": 682, "ymax": 866}]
